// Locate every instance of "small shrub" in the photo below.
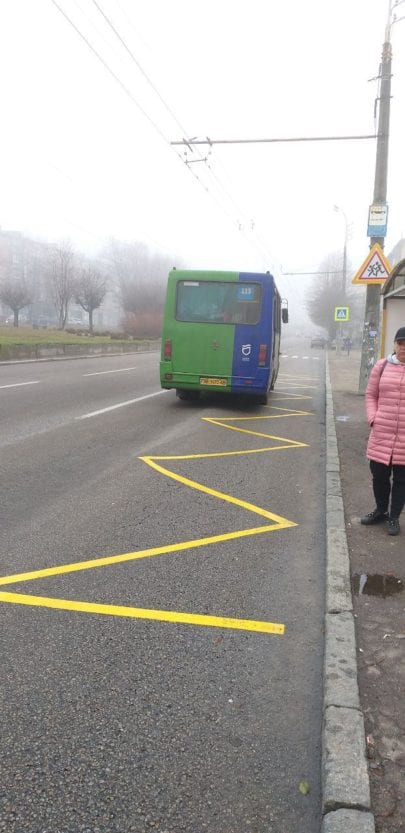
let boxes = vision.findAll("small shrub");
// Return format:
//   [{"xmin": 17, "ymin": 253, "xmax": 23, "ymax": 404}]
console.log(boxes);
[
  {"xmin": 121, "ymin": 311, "xmax": 162, "ymax": 339},
  {"xmin": 110, "ymin": 331, "xmax": 127, "ymax": 340}
]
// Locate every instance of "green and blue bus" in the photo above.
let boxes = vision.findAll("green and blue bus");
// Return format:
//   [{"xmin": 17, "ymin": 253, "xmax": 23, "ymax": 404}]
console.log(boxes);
[{"xmin": 160, "ymin": 269, "xmax": 288, "ymax": 404}]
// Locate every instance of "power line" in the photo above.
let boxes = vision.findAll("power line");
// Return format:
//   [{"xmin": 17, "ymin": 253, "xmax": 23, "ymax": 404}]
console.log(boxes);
[
  {"xmin": 88, "ymin": 0, "xmax": 277, "ymax": 263},
  {"xmin": 85, "ymin": 0, "xmax": 286, "ymax": 269},
  {"xmin": 49, "ymin": 3, "xmax": 241, "ymax": 222},
  {"xmin": 171, "ymin": 134, "xmax": 379, "ymax": 146},
  {"xmin": 87, "ymin": 1, "xmax": 240, "ymax": 196},
  {"xmin": 48, "ymin": 0, "xmax": 282, "ymax": 272},
  {"xmin": 281, "ymin": 270, "xmax": 343, "ymax": 275},
  {"xmin": 71, "ymin": 0, "xmax": 126, "ymax": 60},
  {"xmin": 49, "ymin": 0, "xmax": 168, "ymax": 142},
  {"xmin": 48, "ymin": 2, "xmax": 228, "ymax": 224},
  {"xmin": 89, "ymin": 0, "xmax": 192, "ymax": 139}
]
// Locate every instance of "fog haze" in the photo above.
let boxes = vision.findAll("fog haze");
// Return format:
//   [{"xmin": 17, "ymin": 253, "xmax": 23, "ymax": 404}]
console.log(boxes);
[{"xmin": 0, "ymin": 0, "xmax": 404, "ymax": 326}]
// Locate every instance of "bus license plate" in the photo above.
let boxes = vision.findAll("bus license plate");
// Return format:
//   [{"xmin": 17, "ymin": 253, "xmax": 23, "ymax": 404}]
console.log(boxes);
[{"xmin": 200, "ymin": 377, "xmax": 227, "ymax": 386}]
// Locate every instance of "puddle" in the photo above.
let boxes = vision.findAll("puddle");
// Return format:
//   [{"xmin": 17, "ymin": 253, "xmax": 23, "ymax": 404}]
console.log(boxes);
[{"xmin": 351, "ymin": 573, "xmax": 404, "ymax": 598}]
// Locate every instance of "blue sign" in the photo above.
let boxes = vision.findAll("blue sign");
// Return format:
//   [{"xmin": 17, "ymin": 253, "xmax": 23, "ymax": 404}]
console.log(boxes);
[
  {"xmin": 334, "ymin": 306, "xmax": 350, "ymax": 321},
  {"xmin": 367, "ymin": 204, "xmax": 388, "ymax": 238}
]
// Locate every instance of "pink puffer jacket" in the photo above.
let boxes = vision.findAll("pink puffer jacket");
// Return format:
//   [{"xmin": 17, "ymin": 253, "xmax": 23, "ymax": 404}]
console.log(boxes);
[{"xmin": 365, "ymin": 358, "xmax": 405, "ymax": 465}]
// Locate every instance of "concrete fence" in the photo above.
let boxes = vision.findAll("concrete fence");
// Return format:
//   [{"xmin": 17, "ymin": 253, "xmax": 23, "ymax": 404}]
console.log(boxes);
[{"xmin": 0, "ymin": 340, "xmax": 161, "ymax": 362}]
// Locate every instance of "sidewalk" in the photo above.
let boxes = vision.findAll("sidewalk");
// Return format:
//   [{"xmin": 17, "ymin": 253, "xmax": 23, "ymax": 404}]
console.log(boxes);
[{"xmin": 328, "ymin": 349, "xmax": 405, "ymax": 833}]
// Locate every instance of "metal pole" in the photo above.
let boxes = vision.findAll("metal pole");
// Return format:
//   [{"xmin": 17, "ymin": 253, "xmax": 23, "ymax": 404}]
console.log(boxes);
[
  {"xmin": 342, "ymin": 234, "xmax": 347, "ymax": 295},
  {"xmin": 333, "ymin": 205, "xmax": 348, "ymax": 294},
  {"xmin": 358, "ymin": 0, "xmax": 393, "ymax": 393}
]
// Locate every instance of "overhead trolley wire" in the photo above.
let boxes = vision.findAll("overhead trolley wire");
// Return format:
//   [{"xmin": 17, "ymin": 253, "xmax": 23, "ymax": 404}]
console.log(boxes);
[
  {"xmin": 49, "ymin": 0, "xmax": 282, "ymax": 272},
  {"xmin": 89, "ymin": 0, "xmax": 192, "ymax": 139},
  {"xmin": 88, "ymin": 1, "xmax": 237, "ymax": 211},
  {"xmin": 48, "ymin": 2, "xmax": 224, "ymax": 223},
  {"xmin": 49, "ymin": 0, "xmax": 168, "ymax": 143},
  {"xmin": 50, "ymin": 1, "xmax": 225, "ymax": 203},
  {"xmin": 88, "ymin": 0, "xmax": 276, "ymax": 261}
]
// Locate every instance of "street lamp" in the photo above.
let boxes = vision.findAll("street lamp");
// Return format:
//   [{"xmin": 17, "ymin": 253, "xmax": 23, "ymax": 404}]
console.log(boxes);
[{"xmin": 334, "ymin": 205, "xmax": 348, "ymax": 295}]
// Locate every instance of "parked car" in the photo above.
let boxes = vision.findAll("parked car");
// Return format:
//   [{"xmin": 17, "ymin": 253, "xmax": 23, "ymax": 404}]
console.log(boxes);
[{"xmin": 310, "ymin": 336, "xmax": 327, "ymax": 348}]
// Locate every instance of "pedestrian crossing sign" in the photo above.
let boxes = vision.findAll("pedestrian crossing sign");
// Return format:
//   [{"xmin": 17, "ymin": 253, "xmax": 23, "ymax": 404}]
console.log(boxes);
[
  {"xmin": 351, "ymin": 243, "xmax": 391, "ymax": 285},
  {"xmin": 334, "ymin": 306, "xmax": 349, "ymax": 321}
]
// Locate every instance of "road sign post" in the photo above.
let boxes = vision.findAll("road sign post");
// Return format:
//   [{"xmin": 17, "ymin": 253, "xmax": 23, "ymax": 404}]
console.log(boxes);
[
  {"xmin": 359, "ymin": 6, "xmax": 393, "ymax": 394},
  {"xmin": 334, "ymin": 308, "xmax": 349, "ymax": 354}
]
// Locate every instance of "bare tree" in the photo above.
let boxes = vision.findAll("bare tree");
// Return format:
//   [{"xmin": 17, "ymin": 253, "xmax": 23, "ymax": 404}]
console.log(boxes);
[
  {"xmin": 306, "ymin": 253, "xmax": 348, "ymax": 339},
  {"xmin": 306, "ymin": 252, "xmax": 365, "ymax": 341},
  {"xmin": 74, "ymin": 266, "xmax": 107, "ymax": 332},
  {"xmin": 46, "ymin": 242, "xmax": 76, "ymax": 329},
  {"xmin": 0, "ymin": 280, "xmax": 32, "ymax": 327},
  {"xmin": 107, "ymin": 239, "xmax": 174, "ymax": 316}
]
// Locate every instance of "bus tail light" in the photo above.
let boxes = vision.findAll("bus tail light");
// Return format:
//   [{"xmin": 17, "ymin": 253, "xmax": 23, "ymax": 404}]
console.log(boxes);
[
  {"xmin": 164, "ymin": 339, "xmax": 172, "ymax": 360},
  {"xmin": 258, "ymin": 344, "xmax": 267, "ymax": 366}
]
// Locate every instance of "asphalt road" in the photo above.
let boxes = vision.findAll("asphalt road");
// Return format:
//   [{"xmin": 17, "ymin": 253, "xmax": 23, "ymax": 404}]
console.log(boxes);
[{"xmin": 0, "ymin": 343, "xmax": 326, "ymax": 833}]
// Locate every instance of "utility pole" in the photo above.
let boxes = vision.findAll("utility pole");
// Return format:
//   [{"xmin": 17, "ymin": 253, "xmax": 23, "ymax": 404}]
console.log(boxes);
[{"xmin": 358, "ymin": 0, "xmax": 393, "ymax": 393}]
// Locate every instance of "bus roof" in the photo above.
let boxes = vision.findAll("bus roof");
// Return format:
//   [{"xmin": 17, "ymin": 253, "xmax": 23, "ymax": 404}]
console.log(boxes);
[{"xmin": 168, "ymin": 269, "xmax": 275, "ymax": 283}]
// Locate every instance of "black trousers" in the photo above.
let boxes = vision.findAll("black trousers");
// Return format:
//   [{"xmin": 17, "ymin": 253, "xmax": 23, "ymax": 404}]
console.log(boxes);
[{"xmin": 370, "ymin": 460, "xmax": 405, "ymax": 518}]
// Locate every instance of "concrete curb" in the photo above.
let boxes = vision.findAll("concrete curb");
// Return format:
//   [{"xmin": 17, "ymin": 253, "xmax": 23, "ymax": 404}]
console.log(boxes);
[
  {"xmin": 0, "ymin": 344, "xmax": 160, "ymax": 366},
  {"xmin": 322, "ymin": 359, "xmax": 375, "ymax": 833}
]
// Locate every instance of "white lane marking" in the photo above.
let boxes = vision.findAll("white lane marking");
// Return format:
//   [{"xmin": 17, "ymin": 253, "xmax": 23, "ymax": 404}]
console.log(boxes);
[
  {"xmin": 83, "ymin": 366, "xmax": 137, "ymax": 377},
  {"xmin": 0, "ymin": 381, "xmax": 40, "ymax": 390},
  {"xmin": 281, "ymin": 355, "xmax": 320, "ymax": 360},
  {"xmin": 76, "ymin": 389, "xmax": 167, "ymax": 420}
]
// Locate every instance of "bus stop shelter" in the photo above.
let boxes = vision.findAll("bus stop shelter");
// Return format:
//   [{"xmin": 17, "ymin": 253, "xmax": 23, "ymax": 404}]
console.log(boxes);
[{"xmin": 381, "ymin": 258, "xmax": 405, "ymax": 356}]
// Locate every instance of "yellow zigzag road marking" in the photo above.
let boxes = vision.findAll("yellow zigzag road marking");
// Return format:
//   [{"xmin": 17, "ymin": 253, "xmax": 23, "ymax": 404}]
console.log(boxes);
[
  {"xmin": 202, "ymin": 422, "xmax": 308, "ymax": 442},
  {"xmin": 148, "ymin": 446, "xmax": 302, "ymax": 461},
  {"xmin": 217, "ymin": 407, "xmax": 313, "ymax": 416},
  {"xmin": 0, "ymin": 407, "xmax": 311, "ymax": 634},
  {"xmin": 0, "ymin": 525, "xmax": 287, "ymax": 587},
  {"xmin": 140, "ymin": 458, "xmax": 299, "ymax": 524},
  {"xmin": 0, "ymin": 592, "xmax": 284, "ymax": 634},
  {"xmin": 204, "ymin": 405, "xmax": 312, "ymax": 421}
]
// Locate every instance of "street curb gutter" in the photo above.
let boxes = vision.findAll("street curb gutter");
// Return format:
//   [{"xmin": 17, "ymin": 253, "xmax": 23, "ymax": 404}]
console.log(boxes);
[{"xmin": 321, "ymin": 359, "xmax": 375, "ymax": 833}]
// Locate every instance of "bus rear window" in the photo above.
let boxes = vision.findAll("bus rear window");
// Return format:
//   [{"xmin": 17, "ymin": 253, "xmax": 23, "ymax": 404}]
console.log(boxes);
[{"xmin": 176, "ymin": 281, "xmax": 261, "ymax": 324}]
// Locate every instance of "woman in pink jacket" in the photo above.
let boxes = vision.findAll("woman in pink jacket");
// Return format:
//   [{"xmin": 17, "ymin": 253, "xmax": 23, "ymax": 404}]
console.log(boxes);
[{"xmin": 361, "ymin": 326, "xmax": 405, "ymax": 536}]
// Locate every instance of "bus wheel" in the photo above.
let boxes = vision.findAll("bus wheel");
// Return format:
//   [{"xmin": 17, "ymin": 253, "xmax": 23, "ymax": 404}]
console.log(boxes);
[
  {"xmin": 257, "ymin": 391, "xmax": 268, "ymax": 405},
  {"xmin": 176, "ymin": 389, "xmax": 200, "ymax": 401}
]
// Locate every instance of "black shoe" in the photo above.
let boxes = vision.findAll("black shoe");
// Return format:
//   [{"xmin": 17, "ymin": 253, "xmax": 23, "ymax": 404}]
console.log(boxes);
[
  {"xmin": 387, "ymin": 517, "xmax": 400, "ymax": 536},
  {"xmin": 361, "ymin": 508, "xmax": 388, "ymax": 525}
]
